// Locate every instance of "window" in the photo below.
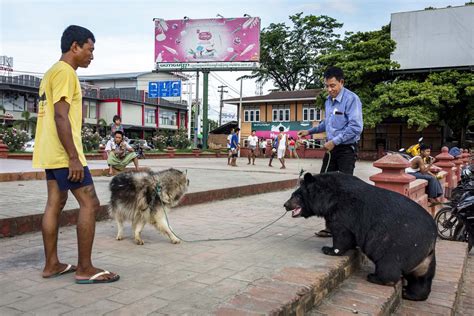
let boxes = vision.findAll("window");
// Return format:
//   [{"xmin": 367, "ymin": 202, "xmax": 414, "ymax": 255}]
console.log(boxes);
[
  {"xmin": 145, "ymin": 109, "xmax": 156, "ymax": 124},
  {"xmin": 303, "ymin": 106, "xmax": 321, "ymax": 122},
  {"xmin": 83, "ymin": 100, "xmax": 97, "ymax": 119},
  {"xmin": 159, "ymin": 109, "xmax": 177, "ymax": 126},
  {"xmin": 244, "ymin": 108, "xmax": 260, "ymax": 122},
  {"xmin": 272, "ymin": 105, "xmax": 290, "ymax": 122}
]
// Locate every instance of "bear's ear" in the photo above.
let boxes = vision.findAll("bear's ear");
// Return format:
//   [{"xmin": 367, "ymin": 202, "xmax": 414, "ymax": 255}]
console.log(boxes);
[{"xmin": 303, "ymin": 172, "xmax": 315, "ymax": 183}]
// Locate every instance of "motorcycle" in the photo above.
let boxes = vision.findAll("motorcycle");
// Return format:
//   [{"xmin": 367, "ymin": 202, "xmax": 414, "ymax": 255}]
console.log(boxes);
[{"xmin": 434, "ymin": 165, "xmax": 474, "ymax": 252}]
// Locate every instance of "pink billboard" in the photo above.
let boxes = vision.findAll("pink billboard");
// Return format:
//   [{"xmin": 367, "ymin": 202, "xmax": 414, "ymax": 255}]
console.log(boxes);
[{"xmin": 154, "ymin": 17, "xmax": 260, "ymax": 63}]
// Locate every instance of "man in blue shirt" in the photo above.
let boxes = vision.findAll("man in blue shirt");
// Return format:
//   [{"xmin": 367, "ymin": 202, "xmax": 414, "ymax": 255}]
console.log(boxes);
[{"xmin": 298, "ymin": 67, "xmax": 363, "ymax": 237}]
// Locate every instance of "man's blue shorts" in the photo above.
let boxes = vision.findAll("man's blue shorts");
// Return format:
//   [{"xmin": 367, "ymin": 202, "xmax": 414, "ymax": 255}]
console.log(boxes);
[{"xmin": 45, "ymin": 166, "xmax": 94, "ymax": 191}]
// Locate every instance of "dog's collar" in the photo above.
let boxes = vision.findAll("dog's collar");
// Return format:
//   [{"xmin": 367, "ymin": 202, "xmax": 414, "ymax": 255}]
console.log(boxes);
[{"xmin": 155, "ymin": 184, "xmax": 162, "ymax": 195}]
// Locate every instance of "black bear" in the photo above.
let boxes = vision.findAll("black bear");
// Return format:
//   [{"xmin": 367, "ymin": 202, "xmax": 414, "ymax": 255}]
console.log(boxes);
[{"xmin": 283, "ymin": 172, "xmax": 437, "ymax": 301}]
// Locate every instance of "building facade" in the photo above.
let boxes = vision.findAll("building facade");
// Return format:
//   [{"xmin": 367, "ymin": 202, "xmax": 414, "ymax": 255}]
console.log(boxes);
[
  {"xmin": 0, "ymin": 71, "xmax": 189, "ymax": 141},
  {"xmin": 224, "ymin": 89, "xmax": 326, "ymax": 146}
]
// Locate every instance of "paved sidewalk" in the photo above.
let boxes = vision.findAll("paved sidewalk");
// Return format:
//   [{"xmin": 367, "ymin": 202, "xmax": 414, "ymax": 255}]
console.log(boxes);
[
  {"xmin": 0, "ymin": 158, "xmax": 378, "ymax": 220},
  {"xmin": 0, "ymin": 190, "xmax": 331, "ymax": 315}
]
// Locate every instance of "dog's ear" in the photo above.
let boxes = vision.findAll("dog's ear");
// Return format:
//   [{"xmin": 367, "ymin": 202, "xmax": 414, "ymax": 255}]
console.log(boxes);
[{"xmin": 303, "ymin": 172, "xmax": 315, "ymax": 183}]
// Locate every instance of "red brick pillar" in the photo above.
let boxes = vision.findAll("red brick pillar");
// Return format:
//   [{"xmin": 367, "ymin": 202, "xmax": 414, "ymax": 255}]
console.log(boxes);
[
  {"xmin": 453, "ymin": 154, "xmax": 463, "ymax": 183},
  {"xmin": 434, "ymin": 147, "xmax": 455, "ymax": 196},
  {"xmin": 369, "ymin": 154, "xmax": 415, "ymax": 196},
  {"xmin": 0, "ymin": 139, "xmax": 9, "ymax": 158}
]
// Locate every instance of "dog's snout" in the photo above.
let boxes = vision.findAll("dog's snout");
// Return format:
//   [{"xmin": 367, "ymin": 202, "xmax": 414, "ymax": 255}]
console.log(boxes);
[{"xmin": 284, "ymin": 201, "xmax": 290, "ymax": 210}]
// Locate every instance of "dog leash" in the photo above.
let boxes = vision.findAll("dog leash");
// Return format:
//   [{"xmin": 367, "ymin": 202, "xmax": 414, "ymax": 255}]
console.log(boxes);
[{"xmin": 153, "ymin": 183, "xmax": 289, "ymax": 242}]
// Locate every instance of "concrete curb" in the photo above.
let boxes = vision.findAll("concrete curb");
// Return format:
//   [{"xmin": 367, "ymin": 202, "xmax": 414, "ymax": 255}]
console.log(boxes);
[{"xmin": 0, "ymin": 178, "xmax": 298, "ymax": 238}]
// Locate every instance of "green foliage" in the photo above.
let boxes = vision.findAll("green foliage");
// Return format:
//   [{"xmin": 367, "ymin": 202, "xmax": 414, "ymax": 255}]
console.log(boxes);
[
  {"xmin": 248, "ymin": 12, "xmax": 343, "ymax": 91},
  {"xmin": 172, "ymin": 128, "xmax": 191, "ymax": 149},
  {"xmin": 13, "ymin": 111, "xmax": 37, "ymax": 135},
  {"xmin": 151, "ymin": 134, "xmax": 167, "ymax": 150},
  {"xmin": 81, "ymin": 125, "xmax": 101, "ymax": 152},
  {"xmin": 0, "ymin": 127, "xmax": 29, "ymax": 151}
]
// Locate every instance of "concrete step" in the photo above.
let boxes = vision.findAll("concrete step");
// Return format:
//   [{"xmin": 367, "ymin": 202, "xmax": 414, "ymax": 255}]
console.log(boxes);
[
  {"xmin": 309, "ymin": 240, "xmax": 468, "ymax": 316},
  {"xmin": 309, "ymin": 263, "xmax": 401, "ymax": 316},
  {"xmin": 213, "ymin": 250, "xmax": 362, "ymax": 315}
]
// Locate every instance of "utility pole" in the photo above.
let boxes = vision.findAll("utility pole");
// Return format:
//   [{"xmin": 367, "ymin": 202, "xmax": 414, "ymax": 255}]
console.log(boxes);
[{"xmin": 217, "ymin": 85, "xmax": 228, "ymax": 126}]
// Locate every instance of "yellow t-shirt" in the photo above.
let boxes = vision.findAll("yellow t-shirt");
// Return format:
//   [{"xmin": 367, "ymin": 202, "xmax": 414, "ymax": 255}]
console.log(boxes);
[{"xmin": 32, "ymin": 61, "xmax": 87, "ymax": 169}]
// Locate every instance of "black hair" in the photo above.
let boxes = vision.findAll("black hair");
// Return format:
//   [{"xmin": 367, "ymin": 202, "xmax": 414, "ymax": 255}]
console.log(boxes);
[
  {"xmin": 113, "ymin": 115, "xmax": 121, "ymax": 123},
  {"xmin": 114, "ymin": 130, "xmax": 124, "ymax": 137},
  {"xmin": 235, "ymin": 128, "xmax": 240, "ymax": 132},
  {"xmin": 279, "ymin": 126, "xmax": 284, "ymax": 132},
  {"xmin": 324, "ymin": 67, "xmax": 344, "ymax": 81},
  {"xmin": 252, "ymin": 130, "xmax": 256, "ymax": 133},
  {"xmin": 61, "ymin": 25, "xmax": 95, "ymax": 53},
  {"xmin": 420, "ymin": 143, "xmax": 431, "ymax": 151}
]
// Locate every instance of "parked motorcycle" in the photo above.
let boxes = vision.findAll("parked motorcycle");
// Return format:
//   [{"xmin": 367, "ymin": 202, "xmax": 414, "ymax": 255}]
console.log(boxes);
[{"xmin": 435, "ymin": 165, "xmax": 474, "ymax": 252}]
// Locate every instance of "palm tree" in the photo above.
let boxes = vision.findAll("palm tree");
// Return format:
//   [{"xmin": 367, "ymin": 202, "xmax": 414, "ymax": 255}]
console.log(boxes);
[{"xmin": 14, "ymin": 111, "xmax": 37, "ymax": 135}]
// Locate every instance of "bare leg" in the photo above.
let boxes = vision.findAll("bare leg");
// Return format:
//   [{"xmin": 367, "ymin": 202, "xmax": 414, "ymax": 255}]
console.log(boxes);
[
  {"xmin": 132, "ymin": 157, "xmax": 139, "ymax": 171},
  {"xmin": 71, "ymin": 185, "xmax": 118, "ymax": 281},
  {"xmin": 42, "ymin": 180, "xmax": 71, "ymax": 277},
  {"xmin": 279, "ymin": 158, "xmax": 286, "ymax": 169}
]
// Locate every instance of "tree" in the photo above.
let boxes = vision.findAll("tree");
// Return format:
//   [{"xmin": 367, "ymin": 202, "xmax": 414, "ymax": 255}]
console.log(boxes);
[
  {"xmin": 248, "ymin": 13, "xmax": 343, "ymax": 91},
  {"xmin": 14, "ymin": 111, "xmax": 37, "ymax": 135},
  {"xmin": 208, "ymin": 119, "xmax": 218, "ymax": 132},
  {"xmin": 319, "ymin": 25, "xmax": 400, "ymax": 126}
]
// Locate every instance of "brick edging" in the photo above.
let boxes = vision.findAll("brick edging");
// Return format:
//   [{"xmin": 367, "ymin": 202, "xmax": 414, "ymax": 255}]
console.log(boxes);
[{"xmin": 0, "ymin": 178, "xmax": 298, "ymax": 238}]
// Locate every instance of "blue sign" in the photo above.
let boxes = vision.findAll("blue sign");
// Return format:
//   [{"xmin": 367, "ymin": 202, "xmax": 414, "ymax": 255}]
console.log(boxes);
[{"xmin": 148, "ymin": 81, "xmax": 181, "ymax": 98}]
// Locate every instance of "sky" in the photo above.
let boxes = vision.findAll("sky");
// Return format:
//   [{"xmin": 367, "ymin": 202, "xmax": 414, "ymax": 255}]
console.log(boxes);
[{"xmin": 0, "ymin": 0, "xmax": 469, "ymax": 121}]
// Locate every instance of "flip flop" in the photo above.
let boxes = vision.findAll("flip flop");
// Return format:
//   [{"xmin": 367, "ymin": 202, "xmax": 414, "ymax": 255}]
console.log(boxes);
[
  {"xmin": 75, "ymin": 271, "xmax": 120, "ymax": 284},
  {"xmin": 43, "ymin": 264, "xmax": 76, "ymax": 278},
  {"xmin": 315, "ymin": 229, "xmax": 332, "ymax": 238}
]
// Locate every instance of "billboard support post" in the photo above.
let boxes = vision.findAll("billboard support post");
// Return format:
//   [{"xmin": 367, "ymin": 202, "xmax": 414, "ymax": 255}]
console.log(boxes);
[
  {"xmin": 194, "ymin": 71, "xmax": 200, "ymax": 148},
  {"xmin": 202, "ymin": 71, "xmax": 209, "ymax": 150}
]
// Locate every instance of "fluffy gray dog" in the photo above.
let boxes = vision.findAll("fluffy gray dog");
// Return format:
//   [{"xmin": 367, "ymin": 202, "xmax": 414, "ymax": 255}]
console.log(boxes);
[{"xmin": 109, "ymin": 168, "xmax": 188, "ymax": 245}]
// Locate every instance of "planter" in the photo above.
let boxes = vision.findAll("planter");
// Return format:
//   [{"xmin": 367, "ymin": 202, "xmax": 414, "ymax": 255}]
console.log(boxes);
[
  {"xmin": 166, "ymin": 146, "xmax": 176, "ymax": 158},
  {"xmin": 0, "ymin": 140, "xmax": 9, "ymax": 158}
]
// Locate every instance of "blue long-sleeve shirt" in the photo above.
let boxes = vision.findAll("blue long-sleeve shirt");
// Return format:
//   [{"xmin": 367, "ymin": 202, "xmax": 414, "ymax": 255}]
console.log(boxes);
[{"xmin": 307, "ymin": 87, "xmax": 363, "ymax": 145}]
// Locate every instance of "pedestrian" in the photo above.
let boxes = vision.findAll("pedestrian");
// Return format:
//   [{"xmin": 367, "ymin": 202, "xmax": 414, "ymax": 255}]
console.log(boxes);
[
  {"xmin": 247, "ymin": 130, "xmax": 259, "ymax": 165},
  {"xmin": 110, "ymin": 115, "xmax": 124, "ymax": 139},
  {"xmin": 259, "ymin": 138, "xmax": 266, "ymax": 157},
  {"xmin": 33, "ymin": 25, "xmax": 119, "ymax": 284},
  {"xmin": 298, "ymin": 66, "xmax": 363, "ymax": 238},
  {"xmin": 227, "ymin": 128, "xmax": 234, "ymax": 165},
  {"xmin": 268, "ymin": 135, "xmax": 278, "ymax": 167},
  {"xmin": 277, "ymin": 126, "xmax": 288, "ymax": 169},
  {"xmin": 230, "ymin": 128, "xmax": 240, "ymax": 167},
  {"xmin": 288, "ymin": 137, "xmax": 299, "ymax": 159}
]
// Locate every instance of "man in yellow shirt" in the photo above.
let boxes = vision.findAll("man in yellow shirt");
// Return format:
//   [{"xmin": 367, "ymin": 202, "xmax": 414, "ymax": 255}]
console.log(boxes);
[{"xmin": 33, "ymin": 25, "xmax": 119, "ymax": 284}]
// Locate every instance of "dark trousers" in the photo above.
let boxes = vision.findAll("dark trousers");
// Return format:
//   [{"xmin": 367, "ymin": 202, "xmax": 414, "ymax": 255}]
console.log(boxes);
[
  {"xmin": 408, "ymin": 172, "xmax": 443, "ymax": 198},
  {"xmin": 320, "ymin": 144, "xmax": 357, "ymax": 175},
  {"xmin": 319, "ymin": 144, "xmax": 357, "ymax": 233}
]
